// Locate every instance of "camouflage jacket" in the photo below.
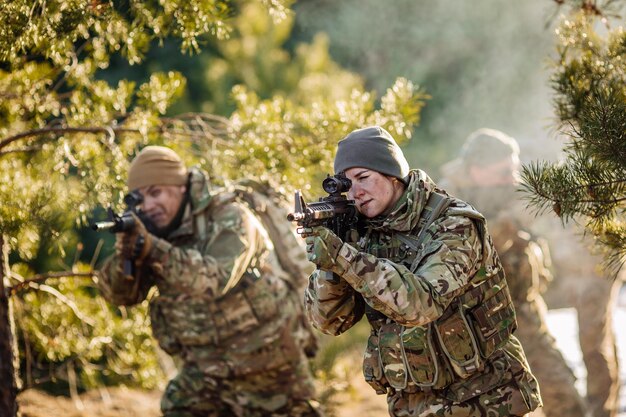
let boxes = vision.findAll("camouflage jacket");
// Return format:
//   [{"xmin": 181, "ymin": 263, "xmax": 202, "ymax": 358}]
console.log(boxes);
[
  {"xmin": 439, "ymin": 176, "xmax": 553, "ymax": 306},
  {"xmin": 99, "ymin": 167, "xmax": 309, "ymax": 377},
  {"xmin": 305, "ymin": 169, "xmax": 541, "ymax": 406},
  {"xmin": 488, "ymin": 217, "xmax": 553, "ymax": 306}
]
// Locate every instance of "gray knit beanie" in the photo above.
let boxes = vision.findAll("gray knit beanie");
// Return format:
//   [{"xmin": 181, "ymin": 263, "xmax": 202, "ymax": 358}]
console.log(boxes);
[
  {"xmin": 334, "ymin": 126, "xmax": 410, "ymax": 179},
  {"xmin": 461, "ymin": 128, "xmax": 520, "ymax": 167}
]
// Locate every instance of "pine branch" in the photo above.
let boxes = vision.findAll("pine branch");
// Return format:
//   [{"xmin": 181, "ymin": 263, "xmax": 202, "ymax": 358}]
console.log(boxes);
[
  {"xmin": 0, "ymin": 113, "xmax": 233, "ymax": 154},
  {"xmin": 6, "ymin": 271, "xmax": 97, "ymax": 296},
  {"xmin": 28, "ymin": 283, "xmax": 96, "ymax": 327},
  {"xmin": 520, "ymin": 161, "xmax": 626, "ymax": 219},
  {"xmin": 0, "ymin": 126, "xmax": 140, "ymax": 153}
]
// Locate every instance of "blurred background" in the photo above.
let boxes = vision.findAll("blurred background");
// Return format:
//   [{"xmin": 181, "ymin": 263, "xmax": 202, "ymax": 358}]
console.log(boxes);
[
  {"xmin": 2, "ymin": 0, "xmax": 624, "ymax": 416},
  {"xmin": 291, "ymin": 0, "xmax": 560, "ymax": 171}
]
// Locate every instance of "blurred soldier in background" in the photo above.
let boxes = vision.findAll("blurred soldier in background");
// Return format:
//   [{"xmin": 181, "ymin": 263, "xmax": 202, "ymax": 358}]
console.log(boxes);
[
  {"xmin": 439, "ymin": 128, "xmax": 590, "ymax": 417},
  {"xmin": 97, "ymin": 146, "xmax": 322, "ymax": 417},
  {"xmin": 540, "ymin": 227, "xmax": 622, "ymax": 417}
]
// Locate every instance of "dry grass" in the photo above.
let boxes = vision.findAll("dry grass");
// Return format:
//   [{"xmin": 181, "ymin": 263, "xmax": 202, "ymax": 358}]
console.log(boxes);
[
  {"xmin": 18, "ymin": 325, "xmax": 391, "ymax": 417},
  {"xmin": 17, "ymin": 350, "xmax": 389, "ymax": 417},
  {"xmin": 18, "ymin": 387, "xmax": 161, "ymax": 417}
]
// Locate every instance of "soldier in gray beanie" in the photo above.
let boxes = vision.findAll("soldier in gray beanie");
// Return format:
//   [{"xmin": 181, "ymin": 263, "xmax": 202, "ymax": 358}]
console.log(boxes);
[{"xmin": 303, "ymin": 125, "xmax": 542, "ymax": 417}]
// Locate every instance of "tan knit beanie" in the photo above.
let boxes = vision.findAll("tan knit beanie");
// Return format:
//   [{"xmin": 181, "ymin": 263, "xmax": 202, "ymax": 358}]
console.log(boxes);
[{"xmin": 127, "ymin": 146, "xmax": 188, "ymax": 190}]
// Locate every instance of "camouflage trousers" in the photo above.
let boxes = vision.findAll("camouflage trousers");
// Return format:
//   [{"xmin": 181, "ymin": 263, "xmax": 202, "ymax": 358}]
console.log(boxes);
[
  {"xmin": 161, "ymin": 360, "xmax": 323, "ymax": 417},
  {"xmin": 514, "ymin": 296, "xmax": 588, "ymax": 417},
  {"xmin": 577, "ymin": 277, "xmax": 621, "ymax": 417}
]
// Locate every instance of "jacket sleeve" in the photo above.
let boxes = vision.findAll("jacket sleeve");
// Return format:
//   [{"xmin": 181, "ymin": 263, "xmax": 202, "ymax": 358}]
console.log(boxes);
[
  {"xmin": 97, "ymin": 254, "xmax": 154, "ymax": 306},
  {"xmin": 332, "ymin": 215, "xmax": 483, "ymax": 327},
  {"xmin": 304, "ymin": 269, "xmax": 365, "ymax": 335},
  {"xmin": 145, "ymin": 201, "xmax": 265, "ymax": 297}
]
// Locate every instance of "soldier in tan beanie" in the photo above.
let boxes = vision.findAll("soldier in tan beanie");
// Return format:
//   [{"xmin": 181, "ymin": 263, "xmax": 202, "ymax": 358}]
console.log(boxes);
[
  {"xmin": 127, "ymin": 146, "xmax": 189, "ymax": 230},
  {"xmin": 98, "ymin": 146, "xmax": 323, "ymax": 417}
]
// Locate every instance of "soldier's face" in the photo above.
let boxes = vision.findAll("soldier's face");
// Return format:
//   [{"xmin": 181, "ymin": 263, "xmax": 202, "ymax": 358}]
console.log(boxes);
[
  {"xmin": 468, "ymin": 154, "xmax": 520, "ymax": 187},
  {"xmin": 137, "ymin": 184, "xmax": 187, "ymax": 228},
  {"xmin": 345, "ymin": 167, "xmax": 405, "ymax": 218}
]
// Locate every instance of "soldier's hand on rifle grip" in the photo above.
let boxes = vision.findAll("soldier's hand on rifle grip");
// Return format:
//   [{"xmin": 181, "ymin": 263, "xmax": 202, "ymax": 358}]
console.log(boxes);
[
  {"xmin": 115, "ymin": 212, "xmax": 153, "ymax": 264},
  {"xmin": 304, "ymin": 226, "xmax": 344, "ymax": 271}
]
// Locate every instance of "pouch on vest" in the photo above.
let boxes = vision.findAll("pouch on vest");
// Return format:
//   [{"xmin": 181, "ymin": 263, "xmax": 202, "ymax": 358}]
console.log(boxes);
[
  {"xmin": 149, "ymin": 299, "xmax": 182, "ymax": 356},
  {"xmin": 363, "ymin": 331, "xmax": 389, "ymax": 394},
  {"xmin": 379, "ymin": 322, "xmax": 408, "ymax": 390},
  {"xmin": 232, "ymin": 271, "xmax": 282, "ymax": 327},
  {"xmin": 505, "ymin": 347, "xmax": 543, "ymax": 412},
  {"xmin": 465, "ymin": 269, "xmax": 517, "ymax": 358},
  {"xmin": 442, "ymin": 350, "xmax": 510, "ymax": 403},
  {"xmin": 150, "ymin": 295, "xmax": 221, "ymax": 348},
  {"xmin": 401, "ymin": 324, "xmax": 454, "ymax": 390},
  {"xmin": 216, "ymin": 290, "xmax": 263, "ymax": 340},
  {"xmin": 149, "ymin": 274, "xmax": 281, "ymax": 349},
  {"xmin": 434, "ymin": 303, "xmax": 483, "ymax": 379},
  {"xmin": 228, "ymin": 311, "xmax": 302, "ymax": 377}
]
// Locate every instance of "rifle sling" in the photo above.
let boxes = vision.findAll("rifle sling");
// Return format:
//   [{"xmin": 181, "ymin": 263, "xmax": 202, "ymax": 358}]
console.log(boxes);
[{"xmin": 394, "ymin": 192, "xmax": 452, "ymax": 271}]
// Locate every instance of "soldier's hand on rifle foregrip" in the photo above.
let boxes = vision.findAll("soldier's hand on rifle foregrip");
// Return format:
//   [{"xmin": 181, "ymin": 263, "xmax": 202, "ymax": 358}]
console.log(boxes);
[
  {"xmin": 304, "ymin": 226, "xmax": 343, "ymax": 271},
  {"xmin": 115, "ymin": 212, "xmax": 153, "ymax": 263}
]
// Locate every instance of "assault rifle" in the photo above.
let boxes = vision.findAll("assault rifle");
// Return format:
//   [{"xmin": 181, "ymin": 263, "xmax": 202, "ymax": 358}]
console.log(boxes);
[
  {"xmin": 91, "ymin": 190, "xmax": 144, "ymax": 233},
  {"xmin": 91, "ymin": 190, "xmax": 144, "ymax": 275},
  {"xmin": 287, "ymin": 174, "xmax": 358, "ymax": 240}
]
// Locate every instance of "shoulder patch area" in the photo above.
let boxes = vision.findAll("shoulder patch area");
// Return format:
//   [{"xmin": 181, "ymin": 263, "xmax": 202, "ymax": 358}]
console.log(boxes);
[{"xmin": 445, "ymin": 198, "xmax": 485, "ymax": 221}]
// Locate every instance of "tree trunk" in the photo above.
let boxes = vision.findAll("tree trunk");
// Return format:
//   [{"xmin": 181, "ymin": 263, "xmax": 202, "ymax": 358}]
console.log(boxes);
[{"xmin": 0, "ymin": 235, "xmax": 19, "ymax": 417}]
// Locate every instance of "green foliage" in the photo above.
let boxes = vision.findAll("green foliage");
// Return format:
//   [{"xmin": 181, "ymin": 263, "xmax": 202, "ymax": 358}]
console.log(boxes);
[
  {"xmin": 520, "ymin": 12, "xmax": 626, "ymax": 272},
  {"xmin": 217, "ymin": 77, "xmax": 427, "ymax": 194},
  {"xmin": 1, "ymin": 0, "xmax": 428, "ymax": 398},
  {"xmin": 0, "ymin": 0, "xmax": 239, "ymax": 65},
  {"xmin": 0, "ymin": 0, "xmax": 257, "ymax": 244},
  {"xmin": 0, "ymin": 0, "xmax": 287, "ymax": 395},
  {"xmin": 13, "ymin": 266, "xmax": 162, "ymax": 391}
]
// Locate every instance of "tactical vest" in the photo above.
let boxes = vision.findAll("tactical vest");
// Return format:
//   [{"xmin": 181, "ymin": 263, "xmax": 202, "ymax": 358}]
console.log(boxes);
[{"xmin": 359, "ymin": 192, "xmax": 517, "ymax": 394}]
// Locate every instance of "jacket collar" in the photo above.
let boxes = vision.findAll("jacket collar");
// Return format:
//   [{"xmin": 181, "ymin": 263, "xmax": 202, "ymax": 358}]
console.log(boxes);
[
  {"xmin": 167, "ymin": 166, "xmax": 212, "ymax": 240},
  {"xmin": 366, "ymin": 169, "xmax": 438, "ymax": 233}
]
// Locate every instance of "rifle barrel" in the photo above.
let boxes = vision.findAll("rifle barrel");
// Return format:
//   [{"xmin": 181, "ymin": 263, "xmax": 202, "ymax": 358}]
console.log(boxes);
[
  {"xmin": 91, "ymin": 221, "xmax": 116, "ymax": 231},
  {"xmin": 287, "ymin": 212, "xmax": 305, "ymax": 222}
]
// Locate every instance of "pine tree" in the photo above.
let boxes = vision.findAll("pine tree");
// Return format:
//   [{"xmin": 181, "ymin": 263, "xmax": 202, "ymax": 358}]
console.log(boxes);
[{"xmin": 520, "ymin": 6, "xmax": 626, "ymax": 273}]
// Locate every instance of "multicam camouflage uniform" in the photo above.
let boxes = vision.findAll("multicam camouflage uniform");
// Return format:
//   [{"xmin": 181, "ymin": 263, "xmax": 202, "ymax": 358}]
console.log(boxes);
[
  {"xmin": 488, "ymin": 217, "xmax": 588, "ymax": 417},
  {"xmin": 305, "ymin": 170, "xmax": 542, "ymax": 417},
  {"xmin": 98, "ymin": 167, "xmax": 321, "ymax": 417},
  {"xmin": 541, "ymin": 225, "xmax": 622, "ymax": 417},
  {"xmin": 438, "ymin": 175, "xmax": 589, "ymax": 417}
]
